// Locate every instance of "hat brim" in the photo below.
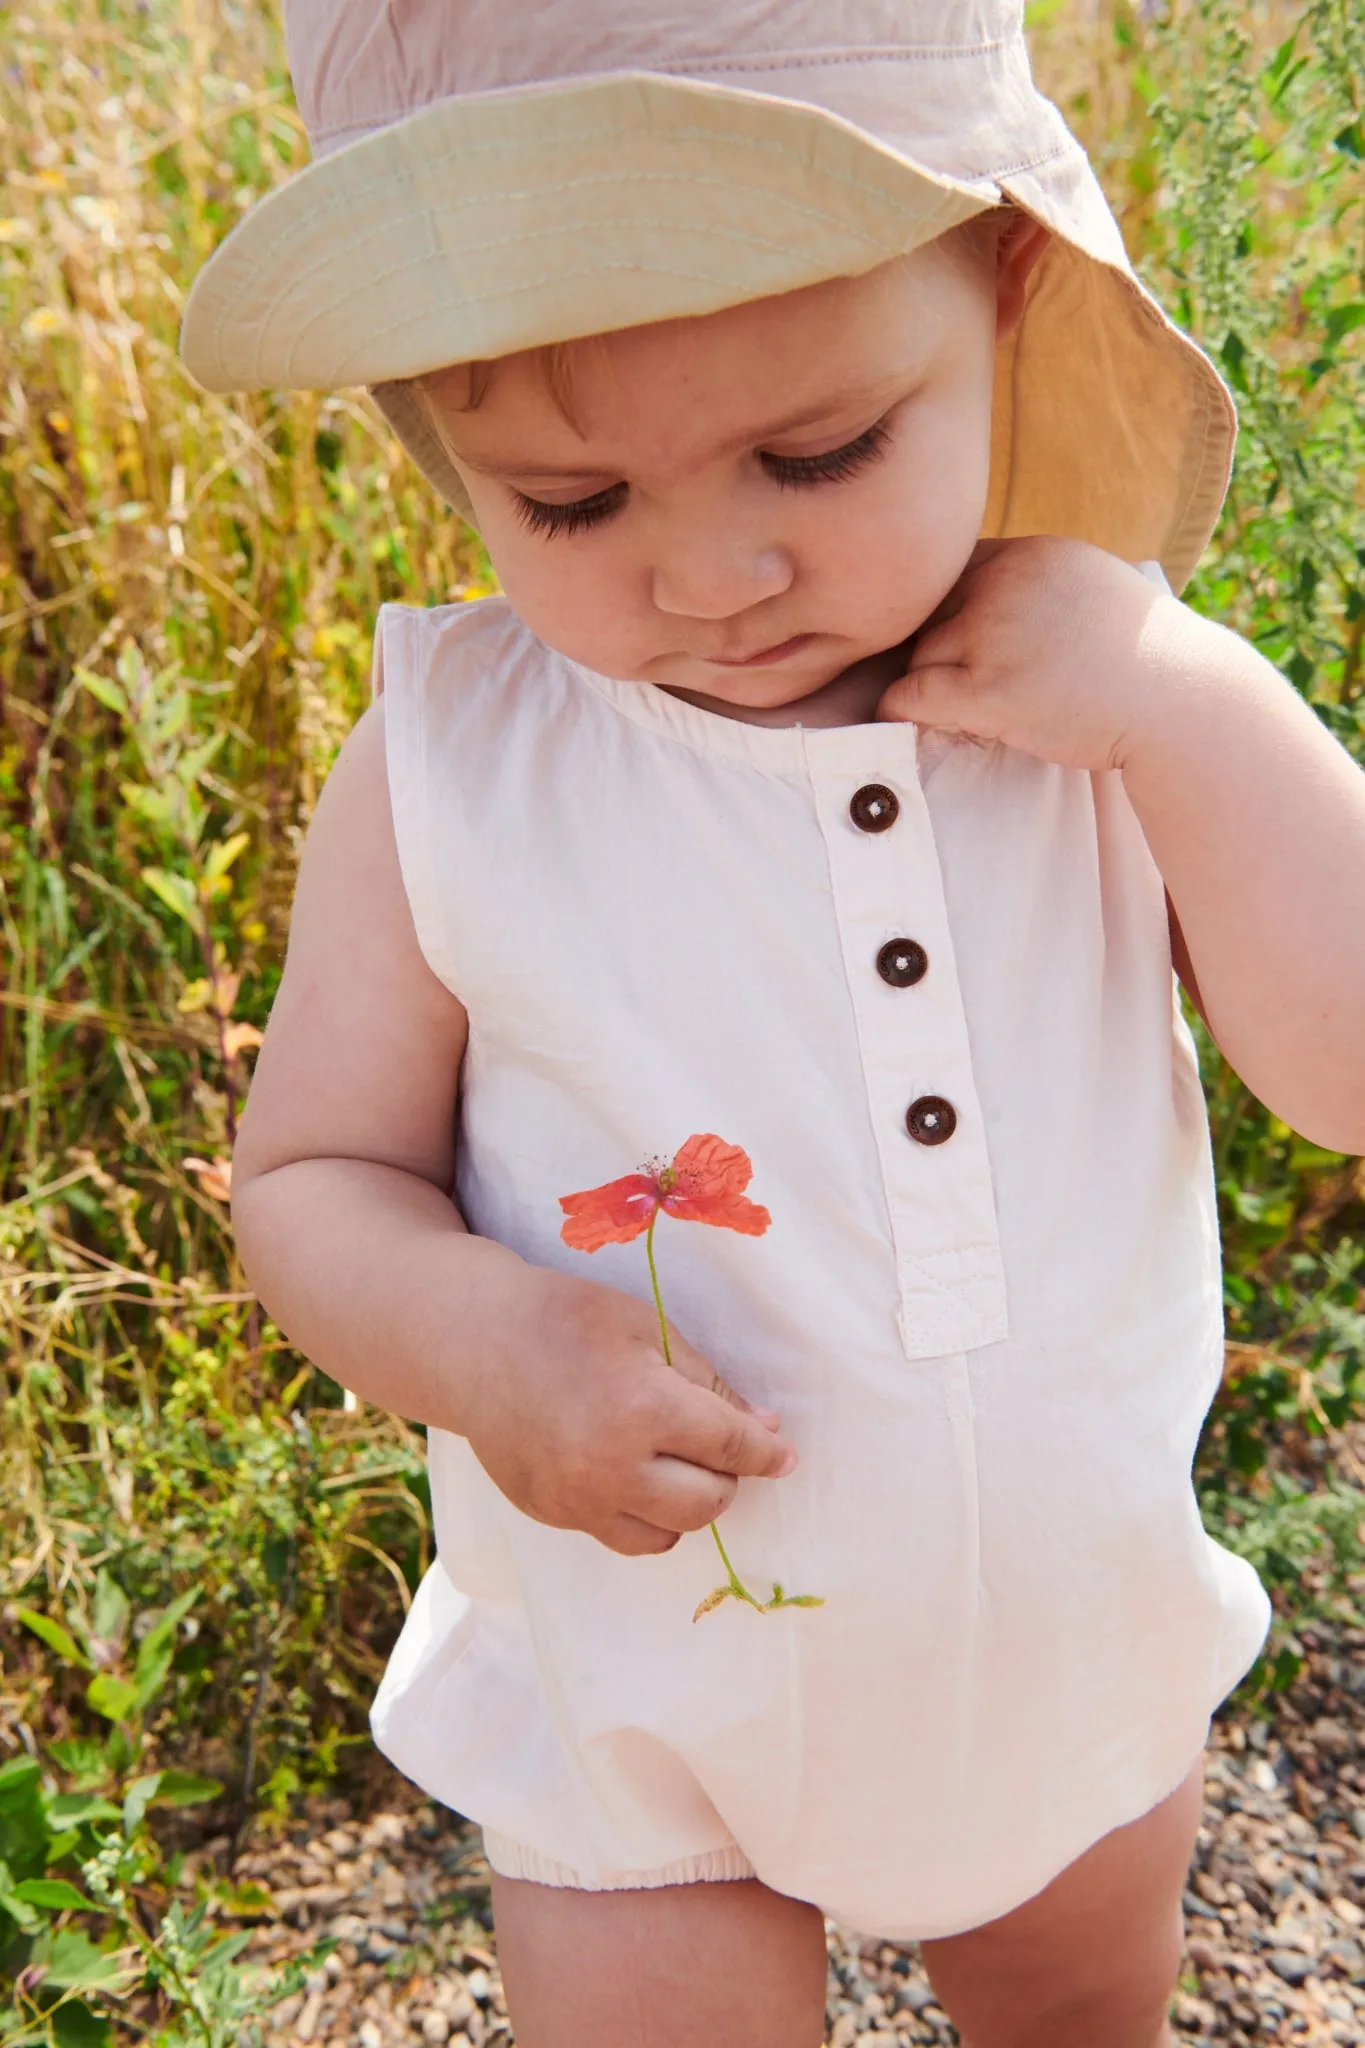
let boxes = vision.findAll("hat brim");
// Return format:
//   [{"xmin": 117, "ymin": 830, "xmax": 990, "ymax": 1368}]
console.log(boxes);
[
  {"xmin": 181, "ymin": 70, "xmax": 1233, "ymax": 589},
  {"xmin": 183, "ymin": 73, "xmax": 993, "ymax": 391}
]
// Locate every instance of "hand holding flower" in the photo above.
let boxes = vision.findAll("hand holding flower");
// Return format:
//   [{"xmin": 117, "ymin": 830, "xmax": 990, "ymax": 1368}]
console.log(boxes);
[
  {"xmin": 562, "ymin": 1136, "xmax": 824, "ymax": 1621},
  {"xmin": 451, "ymin": 1254, "xmax": 797, "ymax": 1558}
]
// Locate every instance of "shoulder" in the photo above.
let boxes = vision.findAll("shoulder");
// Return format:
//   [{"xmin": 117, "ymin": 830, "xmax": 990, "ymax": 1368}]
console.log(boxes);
[
  {"xmin": 234, "ymin": 695, "xmax": 466, "ymax": 1192},
  {"xmin": 375, "ymin": 596, "xmax": 575, "ymax": 769},
  {"xmin": 373, "ymin": 594, "xmax": 543, "ymax": 691},
  {"xmin": 294, "ymin": 699, "xmax": 401, "ymax": 922},
  {"xmin": 285, "ymin": 697, "xmax": 468, "ymax": 1019}
]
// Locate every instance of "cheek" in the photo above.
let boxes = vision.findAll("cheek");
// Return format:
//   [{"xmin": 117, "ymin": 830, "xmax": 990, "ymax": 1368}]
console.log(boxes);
[
  {"xmin": 473, "ymin": 504, "xmax": 647, "ymax": 671},
  {"xmin": 811, "ymin": 395, "xmax": 992, "ymax": 615}
]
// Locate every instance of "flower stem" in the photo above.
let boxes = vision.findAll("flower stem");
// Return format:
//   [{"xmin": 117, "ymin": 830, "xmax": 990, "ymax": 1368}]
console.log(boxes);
[
  {"xmin": 645, "ymin": 1207, "xmax": 763, "ymax": 1608},
  {"xmin": 644, "ymin": 1207, "xmax": 674, "ymax": 1369},
  {"xmin": 708, "ymin": 1518, "xmax": 762, "ymax": 1609}
]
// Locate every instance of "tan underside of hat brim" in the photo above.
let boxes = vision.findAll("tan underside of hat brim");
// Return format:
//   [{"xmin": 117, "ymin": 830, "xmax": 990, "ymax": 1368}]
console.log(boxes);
[{"xmin": 983, "ymin": 238, "xmax": 1234, "ymax": 584}]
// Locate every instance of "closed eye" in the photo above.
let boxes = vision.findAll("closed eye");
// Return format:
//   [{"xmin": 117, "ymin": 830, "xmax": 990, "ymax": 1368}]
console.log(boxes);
[
  {"xmin": 512, "ymin": 481, "xmax": 627, "ymax": 538},
  {"xmin": 760, "ymin": 418, "xmax": 892, "ymax": 489},
  {"xmin": 510, "ymin": 415, "xmax": 893, "ymax": 539}
]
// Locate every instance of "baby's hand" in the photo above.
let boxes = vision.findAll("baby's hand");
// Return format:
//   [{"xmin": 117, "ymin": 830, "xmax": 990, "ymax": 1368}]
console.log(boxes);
[
  {"xmin": 460, "ymin": 1266, "xmax": 797, "ymax": 1557},
  {"xmin": 877, "ymin": 536, "xmax": 1192, "ymax": 771}
]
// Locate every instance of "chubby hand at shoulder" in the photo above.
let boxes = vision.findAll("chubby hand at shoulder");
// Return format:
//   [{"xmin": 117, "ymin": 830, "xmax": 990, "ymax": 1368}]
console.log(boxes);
[
  {"xmin": 878, "ymin": 535, "xmax": 1365, "ymax": 1154},
  {"xmin": 878, "ymin": 536, "xmax": 1184, "ymax": 770}
]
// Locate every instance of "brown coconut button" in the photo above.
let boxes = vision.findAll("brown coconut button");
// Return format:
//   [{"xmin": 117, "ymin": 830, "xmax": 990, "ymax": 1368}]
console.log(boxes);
[
  {"xmin": 849, "ymin": 783, "xmax": 899, "ymax": 833},
  {"xmin": 877, "ymin": 939, "xmax": 928, "ymax": 988},
  {"xmin": 906, "ymin": 1095, "xmax": 957, "ymax": 1146}
]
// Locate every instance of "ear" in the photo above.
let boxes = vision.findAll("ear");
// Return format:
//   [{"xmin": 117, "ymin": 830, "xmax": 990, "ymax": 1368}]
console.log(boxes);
[{"xmin": 995, "ymin": 211, "xmax": 1051, "ymax": 338}]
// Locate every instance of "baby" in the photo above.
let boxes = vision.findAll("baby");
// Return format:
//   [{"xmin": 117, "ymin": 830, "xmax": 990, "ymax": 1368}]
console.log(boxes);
[{"xmin": 184, "ymin": 2, "xmax": 1365, "ymax": 2043}]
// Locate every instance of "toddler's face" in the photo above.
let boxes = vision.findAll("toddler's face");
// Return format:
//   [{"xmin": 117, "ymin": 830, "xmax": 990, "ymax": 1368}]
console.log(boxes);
[{"xmin": 424, "ymin": 223, "xmax": 1040, "ymax": 718}]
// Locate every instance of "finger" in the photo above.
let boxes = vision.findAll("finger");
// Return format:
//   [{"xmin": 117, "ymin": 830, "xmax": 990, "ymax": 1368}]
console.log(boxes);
[
  {"xmin": 624, "ymin": 1455, "xmax": 740, "ymax": 1535},
  {"xmin": 597, "ymin": 1513, "xmax": 682, "ymax": 1558},
  {"xmin": 664, "ymin": 1329, "xmax": 781, "ymax": 1429},
  {"xmin": 875, "ymin": 611, "xmax": 968, "ymax": 724},
  {"xmin": 651, "ymin": 1371, "xmax": 798, "ymax": 1480},
  {"xmin": 877, "ymin": 662, "xmax": 973, "ymax": 730}
]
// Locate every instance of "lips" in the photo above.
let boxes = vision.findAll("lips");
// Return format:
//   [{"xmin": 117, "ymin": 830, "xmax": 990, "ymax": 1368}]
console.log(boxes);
[{"xmin": 703, "ymin": 632, "xmax": 816, "ymax": 668}]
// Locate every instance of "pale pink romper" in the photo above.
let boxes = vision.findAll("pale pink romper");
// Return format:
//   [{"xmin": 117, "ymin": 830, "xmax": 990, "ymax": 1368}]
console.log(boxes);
[{"xmin": 369, "ymin": 592, "xmax": 1270, "ymax": 1939}]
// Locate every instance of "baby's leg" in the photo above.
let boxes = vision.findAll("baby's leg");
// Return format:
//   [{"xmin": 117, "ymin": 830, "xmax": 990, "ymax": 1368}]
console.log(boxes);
[
  {"xmin": 919, "ymin": 1757, "xmax": 1204, "ymax": 2048},
  {"xmin": 490, "ymin": 1871, "xmax": 828, "ymax": 2048}
]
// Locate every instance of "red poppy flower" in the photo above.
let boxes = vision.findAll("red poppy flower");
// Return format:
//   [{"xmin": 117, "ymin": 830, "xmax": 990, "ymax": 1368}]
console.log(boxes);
[{"xmin": 559, "ymin": 1133, "xmax": 771, "ymax": 1253}]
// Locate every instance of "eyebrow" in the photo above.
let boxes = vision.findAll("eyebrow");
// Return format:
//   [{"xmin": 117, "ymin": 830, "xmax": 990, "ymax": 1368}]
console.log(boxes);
[{"xmin": 458, "ymin": 373, "xmax": 916, "ymax": 485}]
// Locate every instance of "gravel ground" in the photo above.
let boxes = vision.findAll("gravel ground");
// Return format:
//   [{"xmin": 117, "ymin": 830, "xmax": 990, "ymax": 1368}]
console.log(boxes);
[{"xmin": 216, "ymin": 1622, "xmax": 1365, "ymax": 2048}]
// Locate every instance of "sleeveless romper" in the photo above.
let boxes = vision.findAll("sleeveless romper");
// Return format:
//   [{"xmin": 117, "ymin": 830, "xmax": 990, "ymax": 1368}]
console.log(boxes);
[{"xmin": 369, "ymin": 594, "xmax": 1269, "ymax": 1939}]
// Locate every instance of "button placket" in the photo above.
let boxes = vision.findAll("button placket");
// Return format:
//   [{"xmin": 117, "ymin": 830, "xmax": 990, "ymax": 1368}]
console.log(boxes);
[{"xmin": 804, "ymin": 727, "xmax": 1008, "ymax": 1359}]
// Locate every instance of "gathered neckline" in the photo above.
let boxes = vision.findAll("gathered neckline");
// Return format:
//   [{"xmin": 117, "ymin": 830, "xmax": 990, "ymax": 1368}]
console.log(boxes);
[{"xmin": 567, "ymin": 654, "xmax": 921, "ymax": 778}]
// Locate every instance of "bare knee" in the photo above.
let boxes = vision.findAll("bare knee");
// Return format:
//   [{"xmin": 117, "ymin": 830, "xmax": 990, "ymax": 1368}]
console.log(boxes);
[
  {"xmin": 943, "ymin": 1952, "xmax": 1181, "ymax": 2048},
  {"xmin": 920, "ymin": 1761, "xmax": 1203, "ymax": 2048},
  {"xmin": 491, "ymin": 1871, "xmax": 827, "ymax": 2048}
]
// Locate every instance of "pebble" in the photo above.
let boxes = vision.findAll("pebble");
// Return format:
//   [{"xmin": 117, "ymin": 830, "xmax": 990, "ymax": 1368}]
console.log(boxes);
[
  {"xmin": 434, "ymin": 1989, "xmax": 477, "ymax": 2027},
  {"xmin": 894, "ymin": 1981, "xmax": 936, "ymax": 2014},
  {"xmin": 1269, "ymin": 1949, "xmax": 1318, "ymax": 1984},
  {"xmin": 421, "ymin": 2013, "xmax": 451, "ymax": 2044},
  {"xmin": 293, "ymin": 1989, "xmax": 325, "ymax": 2042}
]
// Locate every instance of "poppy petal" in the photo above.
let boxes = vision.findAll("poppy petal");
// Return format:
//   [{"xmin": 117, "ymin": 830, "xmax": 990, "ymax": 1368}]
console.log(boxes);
[
  {"xmin": 662, "ymin": 1133, "xmax": 771, "ymax": 1236},
  {"xmin": 559, "ymin": 1174, "xmax": 659, "ymax": 1252}
]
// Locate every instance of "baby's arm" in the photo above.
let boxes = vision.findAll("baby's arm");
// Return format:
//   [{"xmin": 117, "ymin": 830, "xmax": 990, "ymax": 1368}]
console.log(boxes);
[
  {"xmin": 878, "ymin": 538, "xmax": 1365, "ymax": 1154},
  {"xmin": 231, "ymin": 703, "xmax": 794, "ymax": 1555}
]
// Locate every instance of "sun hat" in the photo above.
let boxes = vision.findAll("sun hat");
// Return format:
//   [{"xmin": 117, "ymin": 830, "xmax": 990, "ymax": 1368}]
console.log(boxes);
[{"xmin": 180, "ymin": 0, "xmax": 1234, "ymax": 590}]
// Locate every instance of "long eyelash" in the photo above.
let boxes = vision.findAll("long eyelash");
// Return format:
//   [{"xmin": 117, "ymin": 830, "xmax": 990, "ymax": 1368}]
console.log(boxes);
[
  {"xmin": 512, "ymin": 483, "xmax": 627, "ymax": 538},
  {"xmin": 511, "ymin": 419, "xmax": 891, "ymax": 533},
  {"xmin": 761, "ymin": 419, "xmax": 892, "ymax": 490}
]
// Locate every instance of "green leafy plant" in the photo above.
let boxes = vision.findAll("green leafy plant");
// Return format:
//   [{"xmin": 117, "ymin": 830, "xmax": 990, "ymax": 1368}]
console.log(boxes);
[
  {"xmin": 18, "ymin": 1575, "xmax": 205, "ymax": 1754},
  {"xmin": 0, "ymin": 1649, "xmax": 232, "ymax": 2048},
  {"xmin": 4, "ymin": 1338, "xmax": 429, "ymax": 1810},
  {"xmin": 0, "ymin": 1740, "xmax": 325, "ymax": 2048},
  {"xmin": 1, "ymin": 1589, "xmax": 345, "ymax": 2048}
]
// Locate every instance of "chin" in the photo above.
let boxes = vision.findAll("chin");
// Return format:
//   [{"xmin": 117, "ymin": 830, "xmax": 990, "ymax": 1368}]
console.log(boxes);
[{"xmin": 685, "ymin": 642, "xmax": 855, "ymax": 697}]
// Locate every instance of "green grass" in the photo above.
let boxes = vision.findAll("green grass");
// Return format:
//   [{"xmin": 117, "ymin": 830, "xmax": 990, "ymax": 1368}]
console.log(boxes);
[{"xmin": 0, "ymin": 11, "xmax": 1363, "ymax": 2029}]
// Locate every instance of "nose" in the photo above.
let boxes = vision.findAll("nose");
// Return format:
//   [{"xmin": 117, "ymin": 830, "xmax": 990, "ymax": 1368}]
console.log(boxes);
[{"xmin": 651, "ymin": 532, "xmax": 795, "ymax": 620}]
